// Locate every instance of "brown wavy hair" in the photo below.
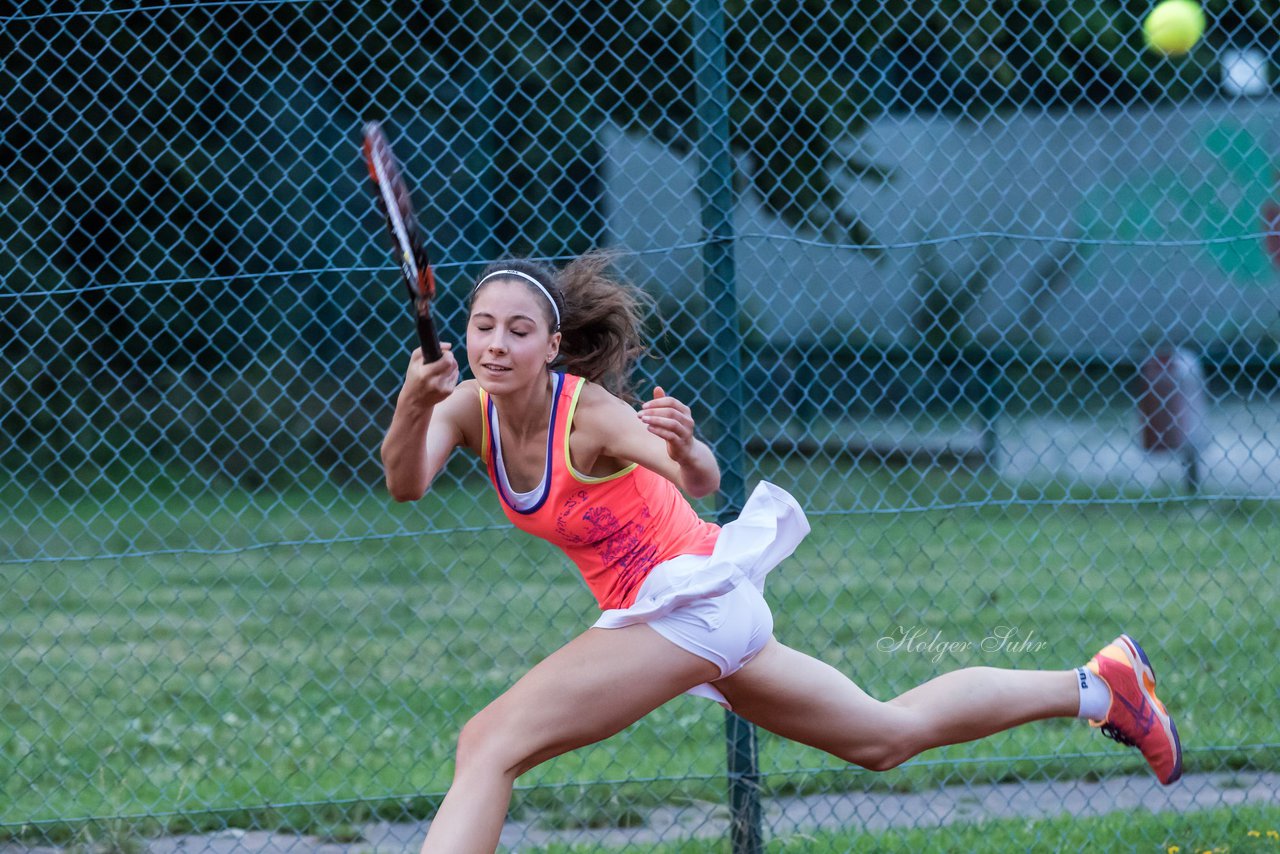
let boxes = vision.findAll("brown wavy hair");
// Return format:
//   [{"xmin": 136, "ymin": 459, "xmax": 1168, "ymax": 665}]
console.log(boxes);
[{"xmin": 469, "ymin": 251, "xmax": 651, "ymax": 401}]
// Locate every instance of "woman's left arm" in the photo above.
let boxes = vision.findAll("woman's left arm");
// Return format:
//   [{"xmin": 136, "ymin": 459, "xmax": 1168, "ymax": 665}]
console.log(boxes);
[
  {"xmin": 578, "ymin": 383, "xmax": 720, "ymax": 498},
  {"xmin": 637, "ymin": 386, "xmax": 720, "ymax": 498}
]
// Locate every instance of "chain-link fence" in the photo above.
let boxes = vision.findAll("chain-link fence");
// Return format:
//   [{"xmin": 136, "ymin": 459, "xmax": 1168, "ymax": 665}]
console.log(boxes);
[{"xmin": 4, "ymin": 1, "xmax": 1280, "ymax": 851}]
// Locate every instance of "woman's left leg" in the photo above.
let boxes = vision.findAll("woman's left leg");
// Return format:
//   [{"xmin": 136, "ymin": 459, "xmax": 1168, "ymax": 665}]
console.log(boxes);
[
  {"xmin": 718, "ymin": 634, "xmax": 1181, "ymax": 783},
  {"xmin": 714, "ymin": 638, "xmax": 1079, "ymax": 772}
]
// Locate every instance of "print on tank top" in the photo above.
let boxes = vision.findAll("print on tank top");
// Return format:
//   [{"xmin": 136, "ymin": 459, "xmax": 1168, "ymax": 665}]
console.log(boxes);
[{"xmin": 556, "ymin": 488, "xmax": 660, "ymax": 605}]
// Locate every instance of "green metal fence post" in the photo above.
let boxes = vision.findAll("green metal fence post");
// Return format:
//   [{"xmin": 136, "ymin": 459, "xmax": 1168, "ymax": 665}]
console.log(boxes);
[{"xmin": 692, "ymin": 1, "xmax": 760, "ymax": 852}]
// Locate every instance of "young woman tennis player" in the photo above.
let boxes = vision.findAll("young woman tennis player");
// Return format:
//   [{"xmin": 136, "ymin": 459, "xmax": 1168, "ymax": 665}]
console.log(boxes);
[{"xmin": 381, "ymin": 254, "xmax": 1181, "ymax": 853}]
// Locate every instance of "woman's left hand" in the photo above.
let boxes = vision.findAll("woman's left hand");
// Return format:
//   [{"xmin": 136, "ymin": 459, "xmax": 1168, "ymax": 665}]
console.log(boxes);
[{"xmin": 638, "ymin": 386, "xmax": 698, "ymax": 464}]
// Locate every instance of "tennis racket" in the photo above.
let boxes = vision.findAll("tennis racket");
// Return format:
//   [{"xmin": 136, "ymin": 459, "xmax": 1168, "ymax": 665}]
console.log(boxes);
[{"xmin": 362, "ymin": 121, "xmax": 442, "ymax": 363}]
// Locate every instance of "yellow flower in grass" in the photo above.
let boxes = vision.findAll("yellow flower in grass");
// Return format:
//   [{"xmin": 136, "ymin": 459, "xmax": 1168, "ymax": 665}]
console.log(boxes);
[
  {"xmin": 1268, "ymin": 829, "xmax": 1280, "ymax": 840},
  {"xmin": 1166, "ymin": 847, "xmax": 1179, "ymax": 854},
  {"xmin": 1247, "ymin": 830, "xmax": 1261, "ymax": 837}
]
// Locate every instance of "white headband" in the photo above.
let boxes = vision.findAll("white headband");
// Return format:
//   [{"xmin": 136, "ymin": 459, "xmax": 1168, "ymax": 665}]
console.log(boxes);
[{"xmin": 472, "ymin": 269, "xmax": 561, "ymax": 328}]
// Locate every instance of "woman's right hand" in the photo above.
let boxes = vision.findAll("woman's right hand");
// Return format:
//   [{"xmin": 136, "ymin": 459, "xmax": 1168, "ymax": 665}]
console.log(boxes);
[
  {"xmin": 383, "ymin": 343, "xmax": 462, "ymax": 501},
  {"xmin": 401, "ymin": 342, "xmax": 459, "ymax": 409}
]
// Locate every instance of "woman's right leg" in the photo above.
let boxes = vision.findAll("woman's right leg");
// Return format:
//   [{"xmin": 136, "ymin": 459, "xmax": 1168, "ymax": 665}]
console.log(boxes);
[{"xmin": 421, "ymin": 622, "xmax": 720, "ymax": 854}]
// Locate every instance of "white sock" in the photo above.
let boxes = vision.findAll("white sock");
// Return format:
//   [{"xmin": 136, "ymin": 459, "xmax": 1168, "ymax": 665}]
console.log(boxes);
[{"xmin": 1076, "ymin": 666, "xmax": 1112, "ymax": 720}]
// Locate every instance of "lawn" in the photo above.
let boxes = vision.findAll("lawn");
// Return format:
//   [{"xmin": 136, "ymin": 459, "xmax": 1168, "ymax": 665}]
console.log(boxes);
[{"xmin": 3, "ymin": 457, "xmax": 1277, "ymax": 841}]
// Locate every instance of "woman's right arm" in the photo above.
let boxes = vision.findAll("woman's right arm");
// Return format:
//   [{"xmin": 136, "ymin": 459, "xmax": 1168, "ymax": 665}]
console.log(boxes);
[{"xmin": 381, "ymin": 344, "xmax": 467, "ymax": 502}]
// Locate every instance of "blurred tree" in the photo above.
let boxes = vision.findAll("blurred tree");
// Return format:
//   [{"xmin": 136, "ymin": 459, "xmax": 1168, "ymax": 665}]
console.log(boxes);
[
  {"xmin": 4, "ymin": 0, "xmax": 1227, "ymax": 310},
  {"xmin": 395, "ymin": 0, "xmax": 1224, "ymax": 251}
]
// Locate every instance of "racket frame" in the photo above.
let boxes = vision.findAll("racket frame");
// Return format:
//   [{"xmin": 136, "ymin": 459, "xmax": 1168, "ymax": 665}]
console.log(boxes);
[{"xmin": 362, "ymin": 121, "xmax": 443, "ymax": 363}]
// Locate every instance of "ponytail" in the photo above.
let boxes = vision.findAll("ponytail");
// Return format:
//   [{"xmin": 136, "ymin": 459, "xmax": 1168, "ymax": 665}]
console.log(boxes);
[{"xmin": 555, "ymin": 251, "xmax": 651, "ymax": 401}]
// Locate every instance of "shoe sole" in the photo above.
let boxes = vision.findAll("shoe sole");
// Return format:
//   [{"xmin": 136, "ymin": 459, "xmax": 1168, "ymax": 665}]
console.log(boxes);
[{"xmin": 1118, "ymin": 633, "xmax": 1183, "ymax": 784}]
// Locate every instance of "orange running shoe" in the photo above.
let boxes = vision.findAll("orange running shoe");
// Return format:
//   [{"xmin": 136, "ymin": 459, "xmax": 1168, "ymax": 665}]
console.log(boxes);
[{"xmin": 1086, "ymin": 634, "xmax": 1183, "ymax": 784}]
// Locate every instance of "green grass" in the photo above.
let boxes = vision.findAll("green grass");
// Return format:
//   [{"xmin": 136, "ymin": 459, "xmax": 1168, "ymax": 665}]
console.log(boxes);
[
  {"xmin": 3, "ymin": 458, "xmax": 1278, "ymax": 842},
  {"xmin": 524, "ymin": 803, "xmax": 1280, "ymax": 853}
]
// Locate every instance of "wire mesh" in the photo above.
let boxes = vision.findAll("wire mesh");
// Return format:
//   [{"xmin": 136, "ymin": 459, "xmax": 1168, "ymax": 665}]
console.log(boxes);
[{"xmin": 3, "ymin": 1, "xmax": 1280, "ymax": 852}]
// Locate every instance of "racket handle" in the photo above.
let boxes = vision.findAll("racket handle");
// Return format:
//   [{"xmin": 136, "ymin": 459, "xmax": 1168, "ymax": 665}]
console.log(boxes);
[{"xmin": 415, "ymin": 301, "xmax": 443, "ymax": 363}]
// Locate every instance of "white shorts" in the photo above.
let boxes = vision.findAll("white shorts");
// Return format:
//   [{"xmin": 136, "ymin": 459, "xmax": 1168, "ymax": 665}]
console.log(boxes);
[
  {"xmin": 592, "ymin": 481, "xmax": 810, "ymax": 708},
  {"xmin": 645, "ymin": 577, "xmax": 775, "ymax": 707}
]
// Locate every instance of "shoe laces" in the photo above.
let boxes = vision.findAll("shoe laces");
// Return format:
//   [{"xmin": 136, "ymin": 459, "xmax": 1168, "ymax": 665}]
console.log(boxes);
[{"xmin": 1100, "ymin": 722, "xmax": 1136, "ymax": 748}]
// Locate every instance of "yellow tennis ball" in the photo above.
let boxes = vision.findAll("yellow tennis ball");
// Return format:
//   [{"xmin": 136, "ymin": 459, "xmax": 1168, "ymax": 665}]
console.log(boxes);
[{"xmin": 1143, "ymin": 1, "xmax": 1205, "ymax": 56}]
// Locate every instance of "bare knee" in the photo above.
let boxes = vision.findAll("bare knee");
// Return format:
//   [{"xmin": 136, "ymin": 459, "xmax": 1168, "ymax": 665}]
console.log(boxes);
[
  {"xmin": 453, "ymin": 713, "xmax": 496, "ymax": 773},
  {"xmin": 836, "ymin": 737, "xmax": 913, "ymax": 772},
  {"xmin": 852, "ymin": 742, "xmax": 912, "ymax": 772},
  {"xmin": 454, "ymin": 708, "xmax": 529, "ymax": 780},
  {"xmin": 837, "ymin": 699, "xmax": 925, "ymax": 772}
]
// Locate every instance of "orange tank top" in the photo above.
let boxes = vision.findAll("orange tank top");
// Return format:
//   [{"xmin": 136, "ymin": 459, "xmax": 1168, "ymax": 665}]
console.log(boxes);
[{"xmin": 479, "ymin": 373, "xmax": 720, "ymax": 610}]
